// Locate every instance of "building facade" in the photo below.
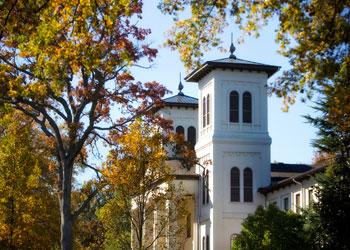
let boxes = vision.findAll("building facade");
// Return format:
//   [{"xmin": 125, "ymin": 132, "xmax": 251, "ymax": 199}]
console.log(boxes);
[{"xmin": 155, "ymin": 45, "xmax": 321, "ymax": 250}]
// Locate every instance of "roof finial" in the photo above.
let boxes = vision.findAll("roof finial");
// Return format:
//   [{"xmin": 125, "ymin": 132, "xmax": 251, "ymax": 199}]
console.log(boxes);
[
  {"xmin": 229, "ymin": 32, "xmax": 236, "ymax": 59},
  {"xmin": 178, "ymin": 72, "xmax": 184, "ymax": 95}
]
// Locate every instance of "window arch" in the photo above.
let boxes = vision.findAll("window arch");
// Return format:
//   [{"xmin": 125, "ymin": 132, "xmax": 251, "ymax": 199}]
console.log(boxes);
[
  {"xmin": 243, "ymin": 92, "xmax": 252, "ymax": 123},
  {"xmin": 206, "ymin": 94, "xmax": 210, "ymax": 125},
  {"xmin": 202, "ymin": 96, "xmax": 206, "ymax": 128},
  {"xmin": 229, "ymin": 91, "xmax": 239, "ymax": 122},
  {"xmin": 230, "ymin": 167, "xmax": 240, "ymax": 202},
  {"xmin": 175, "ymin": 126, "xmax": 184, "ymax": 136},
  {"xmin": 244, "ymin": 168, "xmax": 253, "ymax": 202},
  {"xmin": 187, "ymin": 126, "xmax": 196, "ymax": 148}
]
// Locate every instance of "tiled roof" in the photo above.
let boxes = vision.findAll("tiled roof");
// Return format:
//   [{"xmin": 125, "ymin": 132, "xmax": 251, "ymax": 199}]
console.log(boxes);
[
  {"xmin": 163, "ymin": 93, "xmax": 198, "ymax": 108},
  {"xmin": 271, "ymin": 163, "xmax": 312, "ymax": 173},
  {"xmin": 185, "ymin": 57, "xmax": 280, "ymax": 82}
]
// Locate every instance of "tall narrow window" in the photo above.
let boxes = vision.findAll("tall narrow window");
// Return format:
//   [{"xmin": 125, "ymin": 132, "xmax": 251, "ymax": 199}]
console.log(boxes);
[
  {"xmin": 206, "ymin": 94, "xmax": 210, "ymax": 125},
  {"xmin": 202, "ymin": 97, "xmax": 206, "ymax": 128},
  {"xmin": 308, "ymin": 188, "xmax": 314, "ymax": 205},
  {"xmin": 206, "ymin": 170, "xmax": 209, "ymax": 203},
  {"xmin": 229, "ymin": 91, "xmax": 239, "ymax": 122},
  {"xmin": 206, "ymin": 235, "xmax": 210, "ymax": 250},
  {"xmin": 186, "ymin": 213, "xmax": 191, "ymax": 238},
  {"xmin": 244, "ymin": 168, "xmax": 253, "ymax": 202},
  {"xmin": 202, "ymin": 172, "xmax": 206, "ymax": 205},
  {"xmin": 283, "ymin": 197, "xmax": 289, "ymax": 211},
  {"xmin": 243, "ymin": 92, "xmax": 252, "ymax": 123},
  {"xmin": 295, "ymin": 193, "xmax": 301, "ymax": 213},
  {"xmin": 187, "ymin": 126, "xmax": 196, "ymax": 148},
  {"xmin": 230, "ymin": 167, "xmax": 240, "ymax": 202}
]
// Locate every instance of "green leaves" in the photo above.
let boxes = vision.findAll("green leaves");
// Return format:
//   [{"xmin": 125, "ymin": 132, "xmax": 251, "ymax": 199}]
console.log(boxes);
[
  {"xmin": 232, "ymin": 204, "xmax": 311, "ymax": 250},
  {"xmin": 160, "ymin": 0, "xmax": 350, "ymax": 107}
]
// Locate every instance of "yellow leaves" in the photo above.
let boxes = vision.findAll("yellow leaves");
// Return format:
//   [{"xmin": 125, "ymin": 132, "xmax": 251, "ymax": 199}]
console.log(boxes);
[
  {"xmin": 102, "ymin": 119, "xmax": 171, "ymax": 194},
  {"xmin": 0, "ymin": 111, "xmax": 60, "ymax": 248}
]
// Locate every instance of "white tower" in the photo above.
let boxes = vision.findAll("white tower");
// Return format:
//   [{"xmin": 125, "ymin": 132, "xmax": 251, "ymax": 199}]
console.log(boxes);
[{"xmin": 185, "ymin": 43, "xmax": 279, "ymax": 249}]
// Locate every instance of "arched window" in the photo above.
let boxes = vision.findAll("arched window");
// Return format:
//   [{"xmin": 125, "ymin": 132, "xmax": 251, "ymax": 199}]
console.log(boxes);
[
  {"xmin": 206, "ymin": 94, "xmax": 210, "ymax": 125},
  {"xmin": 230, "ymin": 167, "xmax": 240, "ymax": 202},
  {"xmin": 176, "ymin": 126, "xmax": 184, "ymax": 137},
  {"xmin": 206, "ymin": 235, "xmax": 210, "ymax": 250},
  {"xmin": 244, "ymin": 168, "xmax": 253, "ymax": 202},
  {"xmin": 187, "ymin": 126, "xmax": 196, "ymax": 148},
  {"xmin": 229, "ymin": 91, "xmax": 239, "ymax": 122},
  {"xmin": 243, "ymin": 92, "xmax": 252, "ymax": 123},
  {"xmin": 202, "ymin": 96, "xmax": 206, "ymax": 128},
  {"xmin": 202, "ymin": 170, "xmax": 209, "ymax": 205}
]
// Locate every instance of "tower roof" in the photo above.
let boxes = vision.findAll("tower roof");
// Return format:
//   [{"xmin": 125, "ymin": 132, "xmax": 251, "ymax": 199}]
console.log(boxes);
[
  {"xmin": 162, "ymin": 74, "xmax": 198, "ymax": 108},
  {"xmin": 163, "ymin": 94, "xmax": 198, "ymax": 108},
  {"xmin": 185, "ymin": 57, "xmax": 280, "ymax": 82}
]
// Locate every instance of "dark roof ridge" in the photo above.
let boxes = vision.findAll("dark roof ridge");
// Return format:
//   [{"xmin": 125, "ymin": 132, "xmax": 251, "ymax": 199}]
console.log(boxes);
[{"xmin": 259, "ymin": 165, "xmax": 326, "ymax": 195}]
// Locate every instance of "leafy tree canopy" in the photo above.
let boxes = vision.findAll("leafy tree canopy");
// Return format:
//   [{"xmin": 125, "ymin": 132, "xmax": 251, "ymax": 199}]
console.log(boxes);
[
  {"xmin": 159, "ymin": 0, "xmax": 350, "ymax": 107},
  {"xmin": 0, "ymin": 1, "xmax": 169, "ymax": 248},
  {"xmin": 0, "ymin": 110, "xmax": 60, "ymax": 249},
  {"xmin": 102, "ymin": 119, "xmax": 187, "ymax": 250},
  {"xmin": 232, "ymin": 204, "xmax": 311, "ymax": 250}
]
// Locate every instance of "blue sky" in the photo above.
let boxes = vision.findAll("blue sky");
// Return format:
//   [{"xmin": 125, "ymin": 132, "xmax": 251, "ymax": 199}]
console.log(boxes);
[{"xmin": 130, "ymin": 2, "xmax": 317, "ymax": 164}]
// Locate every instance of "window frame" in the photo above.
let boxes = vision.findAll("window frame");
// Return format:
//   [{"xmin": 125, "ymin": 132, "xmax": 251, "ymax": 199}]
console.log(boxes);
[
  {"xmin": 229, "ymin": 91, "xmax": 239, "ymax": 123},
  {"xmin": 242, "ymin": 91, "xmax": 252, "ymax": 123},
  {"xmin": 202, "ymin": 96, "xmax": 206, "ymax": 128},
  {"xmin": 230, "ymin": 167, "xmax": 240, "ymax": 202},
  {"xmin": 294, "ymin": 192, "xmax": 301, "ymax": 213},
  {"xmin": 243, "ymin": 167, "xmax": 253, "ymax": 202},
  {"xmin": 206, "ymin": 94, "xmax": 210, "ymax": 126},
  {"xmin": 187, "ymin": 126, "xmax": 196, "ymax": 148}
]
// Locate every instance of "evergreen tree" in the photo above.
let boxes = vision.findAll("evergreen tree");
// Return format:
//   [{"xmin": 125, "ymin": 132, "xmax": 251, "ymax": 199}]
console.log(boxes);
[{"xmin": 305, "ymin": 80, "xmax": 350, "ymax": 249}]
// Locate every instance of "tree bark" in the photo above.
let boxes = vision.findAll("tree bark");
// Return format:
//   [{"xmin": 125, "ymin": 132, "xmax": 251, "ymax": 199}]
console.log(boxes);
[{"xmin": 60, "ymin": 161, "xmax": 73, "ymax": 250}]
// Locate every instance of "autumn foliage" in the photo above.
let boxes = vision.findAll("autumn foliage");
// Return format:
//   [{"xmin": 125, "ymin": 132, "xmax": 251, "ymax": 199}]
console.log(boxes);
[{"xmin": 0, "ymin": 110, "xmax": 60, "ymax": 249}]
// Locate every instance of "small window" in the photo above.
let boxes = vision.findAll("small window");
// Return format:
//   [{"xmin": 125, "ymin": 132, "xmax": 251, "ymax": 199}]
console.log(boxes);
[
  {"xmin": 283, "ymin": 197, "xmax": 289, "ymax": 211},
  {"xmin": 230, "ymin": 167, "xmax": 240, "ymax": 202},
  {"xmin": 176, "ymin": 126, "xmax": 185, "ymax": 136},
  {"xmin": 308, "ymin": 188, "xmax": 314, "ymax": 205},
  {"xmin": 243, "ymin": 92, "xmax": 252, "ymax": 123},
  {"xmin": 202, "ymin": 97, "xmax": 206, "ymax": 128},
  {"xmin": 206, "ymin": 94, "xmax": 210, "ymax": 126},
  {"xmin": 206, "ymin": 235, "xmax": 210, "ymax": 250},
  {"xmin": 229, "ymin": 91, "xmax": 239, "ymax": 123},
  {"xmin": 295, "ymin": 193, "xmax": 301, "ymax": 213},
  {"xmin": 186, "ymin": 214, "xmax": 191, "ymax": 238},
  {"xmin": 244, "ymin": 168, "xmax": 253, "ymax": 202},
  {"xmin": 187, "ymin": 126, "xmax": 196, "ymax": 148}
]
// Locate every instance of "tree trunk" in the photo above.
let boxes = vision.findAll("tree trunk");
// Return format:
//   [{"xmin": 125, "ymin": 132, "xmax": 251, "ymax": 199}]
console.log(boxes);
[{"xmin": 60, "ymin": 161, "xmax": 73, "ymax": 250}]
